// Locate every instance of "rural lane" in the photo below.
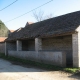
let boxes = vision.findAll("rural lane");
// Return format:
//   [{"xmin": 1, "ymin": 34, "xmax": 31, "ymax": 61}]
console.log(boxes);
[{"xmin": 0, "ymin": 58, "xmax": 79, "ymax": 80}]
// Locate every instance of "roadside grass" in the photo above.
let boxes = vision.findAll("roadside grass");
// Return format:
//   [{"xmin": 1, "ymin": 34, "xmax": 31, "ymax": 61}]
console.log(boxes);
[{"xmin": 0, "ymin": 53, "xmax": 80, "ymax": 73}]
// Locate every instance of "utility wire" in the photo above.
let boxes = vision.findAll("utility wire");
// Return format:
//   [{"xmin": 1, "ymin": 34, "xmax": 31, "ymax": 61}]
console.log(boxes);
[
  {"xmin": 5, "ymin": 0, "xmax": 53, "ymax": 23},
  {"xmin": 0, "ymin": 0, "xmax": 18, "ymax": 11}
]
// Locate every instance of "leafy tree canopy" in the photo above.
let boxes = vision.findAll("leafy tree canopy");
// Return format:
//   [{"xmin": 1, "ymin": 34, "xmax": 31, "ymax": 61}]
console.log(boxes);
[{"xmin": 0, "ymin": 20, "xmax": 9, "ymax": 37}]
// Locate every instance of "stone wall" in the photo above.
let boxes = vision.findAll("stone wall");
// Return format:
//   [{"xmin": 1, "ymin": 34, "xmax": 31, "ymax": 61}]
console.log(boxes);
[
  {"xmin": 5, "ymin": 41, "xmax": 16, "ymax": 56},
  {"xmin": 8, "ymin": 51, "xmax": 66, "ymax": 67},
  {"xmin": 0, "ymin": 42, "xmax": 5, "ymax": 53},
  {"xmin": 42, "ymin": 35, "xmax": 72, "ymax": 65},
  {"xmin": 72, "ymin": 33, "xmax": 80, "ymax": 67},
  {"xmin": 42, "ymin": 36, "xmax": 72, "ymax": 51},
  {"xmin": 6, "ymin": 42, "xmax": 16, "ymax": 51},
  {"xmin": 71, "ymin": 26, "xmax": 80, "ymax": 67}
]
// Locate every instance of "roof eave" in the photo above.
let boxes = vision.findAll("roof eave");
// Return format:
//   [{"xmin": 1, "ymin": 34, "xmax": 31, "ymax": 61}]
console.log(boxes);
[{"xmin": 5, "ymin": 31, "xmax": 76, "ymax": 42}]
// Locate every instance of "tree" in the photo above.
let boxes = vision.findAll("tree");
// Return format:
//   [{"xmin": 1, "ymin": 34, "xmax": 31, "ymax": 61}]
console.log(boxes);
[
  {"xmin": 33, "ymin": 10, "xmax": 53, "ymax": 22},
  {"xmin": 33, "ymin": 10, "xmax": 44, "ymax": 22},
  {"xmin": 0, "ymin": 20, "xmax": 9, "ymax": 37},
  {"xmin": 44, "ymin": 14, "xmax": 53, "ymax": 19}
]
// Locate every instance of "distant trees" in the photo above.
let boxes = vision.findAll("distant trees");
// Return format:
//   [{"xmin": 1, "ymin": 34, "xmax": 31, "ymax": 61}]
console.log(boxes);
[
  {"xmin": 0, "ymin": 20, "xmax": 9, "ymax": 37},
  {"xmin": 33, "ymin": 10, "xmax": 53, "ymax": 22}
]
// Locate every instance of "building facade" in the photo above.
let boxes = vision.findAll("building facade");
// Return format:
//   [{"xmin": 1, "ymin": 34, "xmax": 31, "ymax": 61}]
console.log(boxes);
[{"xmin": 5, "ymin": 11, "xmax": 80, "ymax": 67}]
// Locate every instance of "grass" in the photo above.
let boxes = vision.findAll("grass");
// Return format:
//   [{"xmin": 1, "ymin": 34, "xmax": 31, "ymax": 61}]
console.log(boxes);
[
  {"xmin": 64, "ymin": 68, "xmax": 80, "ymax": 73},
  {"xmin": 0, "ymin": 53, "xmax": 80, "ymax": 73}
]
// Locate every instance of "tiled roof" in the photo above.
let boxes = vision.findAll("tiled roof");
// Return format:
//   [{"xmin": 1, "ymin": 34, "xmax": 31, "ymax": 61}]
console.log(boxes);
[
  {"xmin": 6, "ymin": 11, "xmax": 80, "ymax": 41},
  {"xmin": 25, "ymin": 22, "xmax": 33, "ymax": 26},
  {"xmin": 10, "ymin": 30, "xmax": 15, "ymax": 33},
  {"xmin": 0, "ymin": 37, "xmax": 7, "ymax": 42},
  {"xmin": 27, "ymin": 22, "xmax": 33, "ymax": 24}
]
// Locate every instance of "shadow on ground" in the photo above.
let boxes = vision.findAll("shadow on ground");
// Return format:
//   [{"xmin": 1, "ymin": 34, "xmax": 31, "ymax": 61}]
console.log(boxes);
[
  {"xmin": 0, "ymin": 59, "xmax": 45, "ymax": 72},
  {"xmin": 69, "ymin": 72, "xmax": 80, "ymax": 80}
]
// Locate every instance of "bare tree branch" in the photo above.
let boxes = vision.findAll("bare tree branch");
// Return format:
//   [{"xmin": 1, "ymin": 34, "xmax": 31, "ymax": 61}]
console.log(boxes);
[
  {"xmin": 45, "ymin": 14, "xmax": 53, "ymax": 19},
  {"xmin": 33, "ymin": 10, "xmax": 44, "ymax": 21},
  {"xmin": 33, "ymin": 10, "xmax": 53, "ymax": 22}
]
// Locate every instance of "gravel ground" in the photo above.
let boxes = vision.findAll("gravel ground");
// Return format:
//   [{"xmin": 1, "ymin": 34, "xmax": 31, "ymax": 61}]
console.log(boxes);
[{"xmin": 0, "ymin": 58, "xmax": 80, "ymax": 80}]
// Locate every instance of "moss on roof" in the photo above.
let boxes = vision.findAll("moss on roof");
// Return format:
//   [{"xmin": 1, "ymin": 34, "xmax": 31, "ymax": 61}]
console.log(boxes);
[{"xmin": 0, "ymin": 20, "xmax": 9, "ymax": 37}]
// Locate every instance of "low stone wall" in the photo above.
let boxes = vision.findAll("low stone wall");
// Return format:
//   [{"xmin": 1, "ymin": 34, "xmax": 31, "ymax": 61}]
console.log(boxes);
[{"xmin": 8, "ymin": 51, "xmax": 66, "ymax": 67}]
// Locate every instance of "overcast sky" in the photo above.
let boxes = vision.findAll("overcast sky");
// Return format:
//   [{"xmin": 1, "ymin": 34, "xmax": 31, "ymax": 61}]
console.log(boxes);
[{"xmin": 0, "ymin": 0, "xmax": 80, "ymax": 30}]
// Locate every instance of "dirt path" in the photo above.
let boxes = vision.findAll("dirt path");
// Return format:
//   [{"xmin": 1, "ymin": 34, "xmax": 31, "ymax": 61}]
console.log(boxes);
[{"xmin": 0, "ymin": 58, "xmax": 79, "ymax": 80}]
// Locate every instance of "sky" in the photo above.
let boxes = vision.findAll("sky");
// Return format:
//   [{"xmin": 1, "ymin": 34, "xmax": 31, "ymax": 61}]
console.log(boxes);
[{"xmin": 0, "ymin": 0, "xmax": 80, "ymax": 30}]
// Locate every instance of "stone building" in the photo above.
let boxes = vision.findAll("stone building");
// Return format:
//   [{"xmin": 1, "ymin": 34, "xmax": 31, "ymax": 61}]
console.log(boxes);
[{"xmin": 5, "ymin": 11, "xmax": 80, "ymax": 67}]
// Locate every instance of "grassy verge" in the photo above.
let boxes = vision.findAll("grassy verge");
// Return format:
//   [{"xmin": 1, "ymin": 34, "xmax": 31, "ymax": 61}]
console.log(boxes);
[{"xmin": 0, "ymin": 53, "xmax": 80, "ymax": 73}]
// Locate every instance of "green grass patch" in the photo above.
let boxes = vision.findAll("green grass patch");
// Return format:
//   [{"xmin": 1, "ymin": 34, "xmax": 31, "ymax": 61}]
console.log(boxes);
[
  {"xmin": 64, "ymin": 68, "xmax": 80, "ymax": 73},
  {"xmin": 0, "ymin": 53, "xmax": 80, "ymax": 73}
]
